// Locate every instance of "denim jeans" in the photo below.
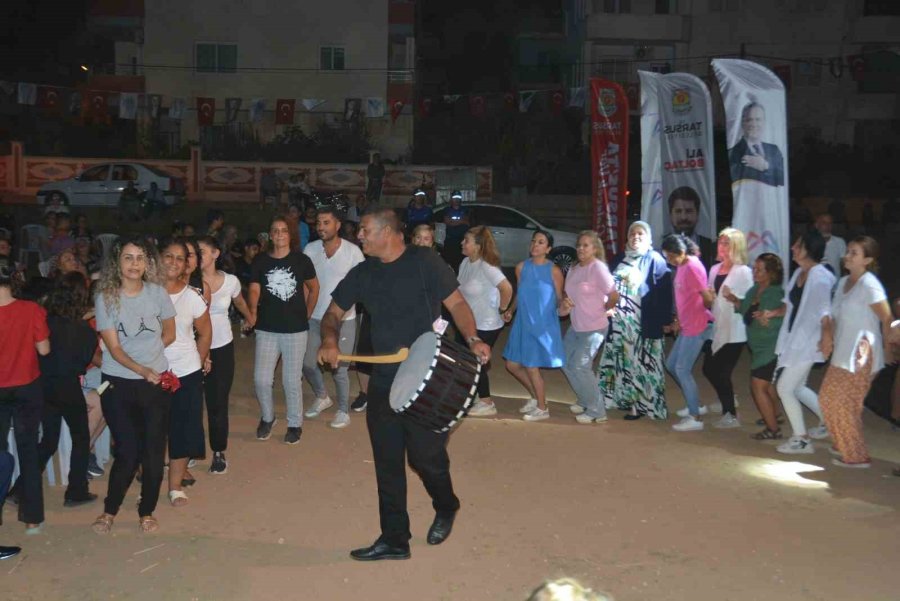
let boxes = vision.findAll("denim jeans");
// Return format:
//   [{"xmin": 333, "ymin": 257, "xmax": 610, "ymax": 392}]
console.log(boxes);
[
  {"xmin": 254, "ymin": 330, "xmax": 307, "ymax": 428},
  {"xmin": 665, "ymin": 325, "xmax": 711, "ymax": 418},
  {"xmin": 302, "ymin": 318, "xmax": 357, "ymax": 413},
  {"xmin": 561, "ymin": 327, "xmax": 606, "ymax": 418}
]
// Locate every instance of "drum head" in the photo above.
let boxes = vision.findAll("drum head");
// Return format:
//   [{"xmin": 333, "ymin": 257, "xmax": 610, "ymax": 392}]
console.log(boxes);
[{"xmin": 389, "ymin": 331, "xmax": 439, "ymax": 410}]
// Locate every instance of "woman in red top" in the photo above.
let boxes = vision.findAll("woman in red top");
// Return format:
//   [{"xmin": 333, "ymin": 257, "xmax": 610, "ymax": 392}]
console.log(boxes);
[{"xmin": 0, "ymin": 265, "xmax": 51, "ymax": 533}]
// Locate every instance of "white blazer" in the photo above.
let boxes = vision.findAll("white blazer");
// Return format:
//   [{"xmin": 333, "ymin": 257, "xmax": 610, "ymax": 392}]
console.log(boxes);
[
  {"xmin": 775, "ymin": 263, "xmax": 835, "ymax": 368},
  {"xmin": 708, "ymin": 263, "xmax": 754, "ymax": 353}
]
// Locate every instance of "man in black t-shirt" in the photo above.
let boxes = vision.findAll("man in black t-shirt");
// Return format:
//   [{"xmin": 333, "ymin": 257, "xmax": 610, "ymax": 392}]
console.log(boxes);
[
  {"xmin": 248, "ymin": 216, "xmax": 319, "ymax": 445},
  {"xmin": 320, "ymin": 207, "xmax": 490, "ymax": 561}
]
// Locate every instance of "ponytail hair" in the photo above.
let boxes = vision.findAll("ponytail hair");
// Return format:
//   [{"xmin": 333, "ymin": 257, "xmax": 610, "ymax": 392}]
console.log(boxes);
[{"xmin": 661, "ymin": 233, "xmax": 699, "ymax": 258}]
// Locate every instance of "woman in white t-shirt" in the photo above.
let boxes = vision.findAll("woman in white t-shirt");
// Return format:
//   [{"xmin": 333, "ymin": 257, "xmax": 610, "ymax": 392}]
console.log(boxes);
[
  {"xmin": 160, "ymin": 239, "xmax": 211, "ymax": 505},
  {"xmin": 198, "ymin": 236, "xmax": 252, "ymax": 475},
  {"xmin": 818, "ymin": 236, "xmax": 893, "ymax": 469},
  {"xmin": 457, "ymin": 226, "xmax": 513, "ymax": 417}
]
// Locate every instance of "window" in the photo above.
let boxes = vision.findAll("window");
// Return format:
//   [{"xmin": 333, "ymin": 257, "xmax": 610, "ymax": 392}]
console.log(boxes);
[
  {"xmin": 80, "ymin": 165, "xmax": 110, "ymax": 182},
  {"xmin": 111, "ymin": 165, "xmax": 138, "ymax": 181},
  {"xmin": 655, "ymin": 0, "xmax": 676, "ymax": 14},
  {"xmin": 195, "ymin": 43, "xmax": 237, "ymax": 73},
  {"xmin": 320, "ymin": 46, "xmax": 346, "ymax": 71},
  {"xmin": 864, "ymin": 0, "xmax": 900, "ymax": 15},
  {"xmin": 602, "ymin": 0, "xmax": 630, "ymax": 13}
]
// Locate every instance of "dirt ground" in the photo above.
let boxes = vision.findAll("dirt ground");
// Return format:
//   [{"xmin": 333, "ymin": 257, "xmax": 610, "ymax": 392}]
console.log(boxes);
[{"xmin": 4, "ymin": 329, "xmax": 899, "ymax": 601}]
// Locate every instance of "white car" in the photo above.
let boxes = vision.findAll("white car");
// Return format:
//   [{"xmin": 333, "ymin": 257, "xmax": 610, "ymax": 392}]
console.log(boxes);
[
  {"xmin": 433, "ymin": 202, "xmax": 580, "ymax": 272},
  {"xmin": 36, "ymin": 162, "xmax": 185, "ymax": 207}
]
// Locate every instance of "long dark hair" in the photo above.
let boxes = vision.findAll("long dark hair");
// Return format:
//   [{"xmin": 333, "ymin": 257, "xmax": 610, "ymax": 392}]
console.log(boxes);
[
  {"xmin": 661, "ymin": 233, "xmax": 700, "ymax": 258},
  {"xmin": 45, "ymin": 272, "xmax": 90, "ymax": 321},
  {"xmin": 182, "ymin": 236, "xmax": 205, "ymax": 290}
]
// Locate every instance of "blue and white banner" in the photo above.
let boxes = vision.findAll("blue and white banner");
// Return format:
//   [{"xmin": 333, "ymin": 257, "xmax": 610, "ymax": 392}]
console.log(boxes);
[
  {"xmin": 712, "ymin": 58, "xmax": 789, "ymax": 267},
  {"xmin": 640, "ymin": 71, "xmax": 716, "ymax": 252}
]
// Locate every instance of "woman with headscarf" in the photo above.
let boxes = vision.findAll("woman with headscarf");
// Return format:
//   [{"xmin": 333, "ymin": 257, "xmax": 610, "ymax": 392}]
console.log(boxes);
[{"xmin": 596, "ymin": 221, "xmax": 673, "ymax": 420}]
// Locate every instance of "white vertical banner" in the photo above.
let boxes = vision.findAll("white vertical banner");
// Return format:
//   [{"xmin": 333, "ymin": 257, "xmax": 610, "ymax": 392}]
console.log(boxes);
[
  {"xmin": 656, "ymin": 73, "xmax": 717, "ymax": 256},
  {"xmin": 638, "ymin": 71, "xmax": 664, "ymax": 247},
  {"xmin": 712, "ymin": 59, "xmax": 789, "ymax": 267}
]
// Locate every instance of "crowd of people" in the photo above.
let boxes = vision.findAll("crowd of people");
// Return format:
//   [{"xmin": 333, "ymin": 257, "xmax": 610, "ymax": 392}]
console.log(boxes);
[{"xmin": 0, "ymin": 188, "xmax": 898, "ymax": 565}]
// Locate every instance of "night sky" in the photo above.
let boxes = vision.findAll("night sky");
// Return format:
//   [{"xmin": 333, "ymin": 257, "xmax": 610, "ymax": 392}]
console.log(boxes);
[{"xmin": 0, "ymin": 0, "xmax": 91, "ymax": 82}]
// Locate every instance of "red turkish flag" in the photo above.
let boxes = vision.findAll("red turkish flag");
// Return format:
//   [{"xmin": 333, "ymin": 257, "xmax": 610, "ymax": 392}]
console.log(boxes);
[
  {"xmin": 418, "ymin": 97, "xmax": 432, "ymax": 118},
  {"xmin": 469, "ymin": 95, "xmax": 486, "ymax": 118},
  {"xmin": 847, "ymin": 55, "xmax": 866, "ymax": 81},
  {"xmin": 275, "ymin": 98, "xmax": 295, "ymax": 125},
  {"xmin": 503, "ymin": 92, "xmax": 517, "ymax": 112},
  {"xmin": 550, "ymin": 90, "xmax": 564, "ymax": 115},
  {"xmin": 87, "ymin": 91, "xmax": 108, "ymax": 121},
  {"xmin": 196, "ymin": 97, "xmax": 215, "ymax": 126},
  {"xmin": 37, "ymin": 86, "xmax": 61, "ymax": 112},
  {"xmin": 390, "ymin": 99, "xmax": 405, "ymax": 123}
]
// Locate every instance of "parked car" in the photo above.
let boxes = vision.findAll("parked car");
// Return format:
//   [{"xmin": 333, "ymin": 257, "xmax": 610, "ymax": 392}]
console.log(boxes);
[
  {"xmin": 36, "ymin": 162, "xmax": 185, "ymax": 207},
  {"xmin": 433, "ymin": 202, "xmax": 579, "ymax": 272}
]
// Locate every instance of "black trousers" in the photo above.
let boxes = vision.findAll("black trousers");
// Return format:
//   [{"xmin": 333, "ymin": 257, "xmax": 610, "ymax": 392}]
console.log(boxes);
[
  {"xmin": 13, "ymin": 376, "xmax": 91, "ymax": 500},
  {"xmin": 0, "ymin": 450, "xmax": 13, "ymax": 526},
  {"xmin": 702, "ymin": 342, "xmax": 744, "ymax": 415},
  {"xmin": 204, "ymin": 342, "xmax": 234, "ymax": 453},
  {"xmin": 101, "ymin": 375, "xmax": 170, "ymax": 517},
  {"xmin": 454, "ymin": 328, "xmax": 502, "ymax": 399},
  {"xmin": 366, "ymin": 384, "xmax": 460, "ymax": 547},
  {"xmin": 0, "ymin": 378, "xmax": 44, "ymax": 525}
]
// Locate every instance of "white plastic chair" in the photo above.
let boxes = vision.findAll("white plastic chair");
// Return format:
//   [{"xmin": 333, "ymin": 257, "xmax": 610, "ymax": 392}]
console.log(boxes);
[
  {"xmin": 95, "ymin": 233, "xmax": 119, "ymax": 259},
  {"xmin": 19, "ymin": 224, "xmax": 49, "ymax": 265},
  {"xmin": 38, "ymin": 260, "xmax": 51, "ymax": 277}
]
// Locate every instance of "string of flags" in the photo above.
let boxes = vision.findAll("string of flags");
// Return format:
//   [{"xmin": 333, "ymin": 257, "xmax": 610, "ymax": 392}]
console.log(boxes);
[{"xmin": 0, "ymin": 78, "xmax": 599, "ymax": 126}]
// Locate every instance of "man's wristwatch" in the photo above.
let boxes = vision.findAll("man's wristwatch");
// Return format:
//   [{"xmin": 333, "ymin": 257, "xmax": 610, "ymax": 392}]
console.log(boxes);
[{"xmin": 466, "ymin": 335, "xmax": 482, "ymax": 345}]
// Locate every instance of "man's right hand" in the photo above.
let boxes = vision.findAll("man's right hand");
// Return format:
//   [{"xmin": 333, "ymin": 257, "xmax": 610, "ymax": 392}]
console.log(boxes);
[{"xmin": 318, "ymin": 342, "xmax": 340, "ymax": 369}]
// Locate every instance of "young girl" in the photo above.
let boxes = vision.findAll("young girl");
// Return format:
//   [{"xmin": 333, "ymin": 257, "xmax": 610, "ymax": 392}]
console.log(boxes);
[
  {"xmin": 198, "ymin": 236, "xmax": 252, "ymax": 473},
  {"xmin": 661, "ymin": 234, "xmax": 713, "ymax": 432},
  {"xmin": 502, "ymin": 231, "xmax": 565, "ymax": 422}
]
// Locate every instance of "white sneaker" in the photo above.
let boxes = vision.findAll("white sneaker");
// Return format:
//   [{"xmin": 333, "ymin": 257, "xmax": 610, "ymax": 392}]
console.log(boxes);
[
  {"xmin": 523, "ymin": 407, "xmax": 549, "ymax": 422},
  {"xmin": 329, "ymin": 411, "xmax": 350, "ymax": 429},
  {"xmin": 676, "ymin": 405, "xmax": 708, "ymax": 418},
  {"xmin": 467, "ymin": 400, "xmax": 498, "ymax": 417},
  {"xmin": 672, "ymin": 416, "xmax": 704, "ymax": 432},
  {"xmin": 808, "ymin": 424, "xmax": 830, "ymax": 440},
  {"xmin": 519, "ymin": 398, "xmax": 538, "ymax": 414},
  {"xmin": 575, "ymin": 413, "xmax": 608, "ymax": 424},
  {"xmin": 776, "ymin": 436, "xmax": 814, "ymax": 454},
  {"xmin": 569, "ymin": 404, "xmax": 586, "ymax": 415},
  {"xmin": 831, "ymin": 458, "xmax": 870, "ymax": 469},
  {"xmin": 304, "ymin": 396, "xmax": 334, "ymax": 418},
  {"xmin": 713, "ymin": 414, "xmax": 741, "ymax": 429}
]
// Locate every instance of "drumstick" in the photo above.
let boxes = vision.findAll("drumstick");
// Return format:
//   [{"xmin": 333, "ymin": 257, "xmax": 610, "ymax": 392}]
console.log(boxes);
[{"xmin": 336, "ymin": 348, "xmax": 409, "ymax": 364}]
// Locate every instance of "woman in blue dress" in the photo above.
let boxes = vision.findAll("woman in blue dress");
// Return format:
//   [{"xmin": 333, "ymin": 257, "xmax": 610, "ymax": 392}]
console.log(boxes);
[{"xmin": 502, "ymin": 230, "xmax": 565, "ymax": 422}]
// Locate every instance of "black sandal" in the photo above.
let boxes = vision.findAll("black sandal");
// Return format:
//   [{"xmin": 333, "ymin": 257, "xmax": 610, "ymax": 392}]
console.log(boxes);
[
  {"xmin": 624, "ymin": 413, "xmax": 643, "ymax": 421},
  {"xmin": 755, "ymin": 415, "xmax": 785, "ymax": 426},
  {"xmin": 751, "ymin": 428, "xmax": 783, "ymax": 440}
]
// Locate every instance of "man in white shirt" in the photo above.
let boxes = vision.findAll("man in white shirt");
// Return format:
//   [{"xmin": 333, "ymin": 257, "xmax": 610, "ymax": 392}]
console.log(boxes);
[
  {"xmin": 302, "ymin": 206, "xmax": 365, "ymax": 428},
  {"xmin": 816, "ymin": 213, "xmax": 846, "ymax": 277}
]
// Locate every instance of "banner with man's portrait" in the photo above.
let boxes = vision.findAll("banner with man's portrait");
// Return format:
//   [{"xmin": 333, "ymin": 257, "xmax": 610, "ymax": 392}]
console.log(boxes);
[{"xmin": 712, "ymin": 59, "xmax": 789, "ymax": 267}]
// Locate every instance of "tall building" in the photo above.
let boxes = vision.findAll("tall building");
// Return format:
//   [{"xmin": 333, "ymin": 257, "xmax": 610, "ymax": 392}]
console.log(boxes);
[
  {"xmin": 88, "ymin": 0, "xmax": 416, "ymax": 159},
  {"xmin": 581, "ymin": 0, "xmax": 900, "ymax": 146}
]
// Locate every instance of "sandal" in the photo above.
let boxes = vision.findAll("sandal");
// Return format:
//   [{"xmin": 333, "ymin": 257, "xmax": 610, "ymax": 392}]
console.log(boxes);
[
  {"xmin": 92, "ymin": 513, "xmax": 115, "ymax": 534},
  {"xmin": 168, "ymin": 489, "xmax": 189, "ymax": 507},
  {"xmin": 139, "ymin": 515, "xmax": 159, "ymax": 533},
  {"xmin": 623, "ymin": 413, "xmax": 643, "ymax": 421},
  {"xmin": 756, "ymin": 415, "xmax": 785, "ymax": 426},
  {"xmin": 751, "ymin": 428, "xmax": 783, "ymax": 440}
]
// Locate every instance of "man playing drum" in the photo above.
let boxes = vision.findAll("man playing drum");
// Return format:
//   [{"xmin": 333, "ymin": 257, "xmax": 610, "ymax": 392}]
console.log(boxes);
[{"xmin": 319, "ymin": 207, "xmax": 490, "ymax": 562}]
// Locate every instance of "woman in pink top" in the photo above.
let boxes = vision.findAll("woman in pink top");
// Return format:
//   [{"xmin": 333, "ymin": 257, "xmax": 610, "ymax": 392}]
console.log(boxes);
[
  {"xmin": 661, "ymin": 234, "xmax": 713, "ymax": 432},
  {"xmin": 559, "ymin": 232, "xmax": 619, "ymax": 424}
]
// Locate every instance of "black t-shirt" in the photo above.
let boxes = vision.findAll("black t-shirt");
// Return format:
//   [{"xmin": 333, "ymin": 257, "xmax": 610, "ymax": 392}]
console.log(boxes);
[
  {"xmin": 331, "ymin": 245, "xmax": 458, "ymax": 388},
  {"xmin": 787, "ymin": 281, "xmax": 803, "ymax": 332},
  {"xmin": 250, "ymin": 251, "xmax": 317, "ymax": 333}
]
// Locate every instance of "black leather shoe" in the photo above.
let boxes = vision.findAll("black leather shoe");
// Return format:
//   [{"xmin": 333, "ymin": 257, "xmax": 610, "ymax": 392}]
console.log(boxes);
[
  {"xmin": 63, "ymin": 493, "xmax": 98, "ymax": 507},
  {"xmin": 0, "ymin": 546, "xmax": 22, "ymax": 560},
  {"xmin": 426, "ymin": 512, "xmax": 457, "ymax": 545},
  {"xmin": 349, "ymin": 540, "xmax": 411, "ymax": 561}
]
